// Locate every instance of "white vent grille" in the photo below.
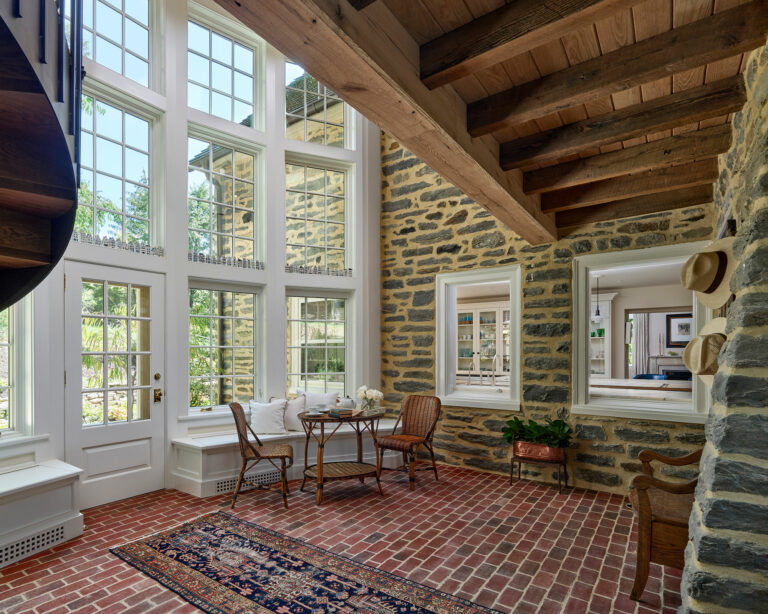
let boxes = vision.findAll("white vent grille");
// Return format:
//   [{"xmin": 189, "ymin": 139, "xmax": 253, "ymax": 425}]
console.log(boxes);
[
  {"xmin": 215, "ymin": 469, "xmax": 282, "ymax": 494},
  {"xmin": 1, "ymin": 525, "xmax": 65, "ymax": 567}
]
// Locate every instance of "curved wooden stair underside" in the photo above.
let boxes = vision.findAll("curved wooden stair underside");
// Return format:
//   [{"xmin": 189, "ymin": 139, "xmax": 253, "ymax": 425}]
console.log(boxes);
[{"xmin": 0, "ymin": 3, "xmax": 79, "ymax": 311}]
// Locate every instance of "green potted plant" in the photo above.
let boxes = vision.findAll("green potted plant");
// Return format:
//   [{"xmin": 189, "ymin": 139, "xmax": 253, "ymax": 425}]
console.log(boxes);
[{"xmin": 502, "ymin": 417, "xmax": 572, "ymax": 462}]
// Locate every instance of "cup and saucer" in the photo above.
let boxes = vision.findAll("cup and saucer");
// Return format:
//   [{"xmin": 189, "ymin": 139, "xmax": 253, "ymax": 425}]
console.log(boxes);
[{"xmin": 307, "ymin": 404, "xmax": 330, "ymax": 416}]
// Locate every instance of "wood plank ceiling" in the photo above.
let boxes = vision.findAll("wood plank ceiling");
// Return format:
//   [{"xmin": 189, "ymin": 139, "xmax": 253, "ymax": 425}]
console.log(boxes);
[{"xmin": 215, "ymin": 0, "xmax": 767, "ymax": 244}]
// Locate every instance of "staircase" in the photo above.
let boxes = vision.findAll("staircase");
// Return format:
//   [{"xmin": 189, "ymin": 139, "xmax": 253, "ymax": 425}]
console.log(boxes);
[{"xmin": 0, "ymin": 0, "xmax": 82, "ymax": 310}]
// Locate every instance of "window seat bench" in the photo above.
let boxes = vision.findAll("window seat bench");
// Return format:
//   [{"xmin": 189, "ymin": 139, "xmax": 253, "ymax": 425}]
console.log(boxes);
[
  {"xmin": 0, "ymin": 460, "xmax": 84, "ymax": 569},
  {"xmin": 171, "ymin": 419, "xmax": 401, "ymax": 498}
]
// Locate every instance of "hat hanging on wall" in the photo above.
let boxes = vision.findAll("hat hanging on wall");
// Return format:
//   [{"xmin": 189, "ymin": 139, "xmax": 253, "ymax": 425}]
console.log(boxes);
[
  {"xmin": 683, "ymin": 317, "xmax": 727, "ymax": 387},
  {"xmin": 680, "ymin": 238, "xmax": 736, "ymax": 309}
]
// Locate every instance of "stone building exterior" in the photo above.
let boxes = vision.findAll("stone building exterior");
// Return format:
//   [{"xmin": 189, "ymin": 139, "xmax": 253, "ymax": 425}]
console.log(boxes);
[
  {"xmin": 380, "ymin": 134, "xmax": 712, "ymax": 494},
  {"xmin": 680, "ymin": 46, "xmax": 768, "ymax": 613}
]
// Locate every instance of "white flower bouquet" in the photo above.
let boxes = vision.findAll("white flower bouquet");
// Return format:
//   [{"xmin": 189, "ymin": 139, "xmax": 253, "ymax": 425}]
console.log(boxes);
[{"xmin": 356, "ymin": 385, "xmax": 383, "ymax": 411}]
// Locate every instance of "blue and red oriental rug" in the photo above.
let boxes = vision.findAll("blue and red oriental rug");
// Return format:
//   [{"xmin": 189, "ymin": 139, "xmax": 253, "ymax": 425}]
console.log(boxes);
[{"xmin": 111, "ymin": 511, "xmax": 500, "ymax": 613}]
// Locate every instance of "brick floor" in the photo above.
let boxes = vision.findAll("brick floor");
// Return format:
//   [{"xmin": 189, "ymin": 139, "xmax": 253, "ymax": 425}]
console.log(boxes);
[{"xmin": 0, "ymin": 465, "xmax": 681, "ymax": 613}]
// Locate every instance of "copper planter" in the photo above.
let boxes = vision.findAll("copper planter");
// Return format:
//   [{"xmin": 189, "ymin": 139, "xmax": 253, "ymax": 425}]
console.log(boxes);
[{"xmin": 513, "ymin": 441, "xmax": 566, "ymax": 462}]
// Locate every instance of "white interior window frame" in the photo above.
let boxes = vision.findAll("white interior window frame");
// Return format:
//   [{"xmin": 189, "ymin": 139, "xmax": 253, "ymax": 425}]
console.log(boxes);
[
  {"xmin": 572, "ymin": 242, "xmax": 711, "ymax": 424},
  {"xmin": 186, "ymin": 1, "xmax": 266, "ymax": 133},
  {"xmin": 0, "ymin": 295, "xmax": 34, "ymax": 439},
  {"xmin": 435, "ymin": 265, "xmax": 522, "ymax": 411},
  {"xmin": 284, "ymin": 153, "xmax": 353, "ymax": 273},
  {"xmin": 186, "ymin": 279, "xmax": 263, "ymax": 415}
]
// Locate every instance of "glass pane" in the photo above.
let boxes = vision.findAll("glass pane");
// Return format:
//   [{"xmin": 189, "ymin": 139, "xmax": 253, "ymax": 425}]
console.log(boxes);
[
  {"xmin": 107, "ymin": 283, "xmax": 128, "ymax": 315},
  {"xmin": 132, "ymin": 387, "xmax": 150, "ymax": 420},
  {"xmin": 96, "ymin": 137, "xmax": 122, "ymax": 176},
  {"xmin": 125, "ymin": 0, "xmax": 149, "ymax": 25},
  {"xmin": 125, "ymin": 184, "xmax": 149, "ymax": 218},
  {"xmin": 188, "ymin": 21, "xmax": 209, "ymax": 55},
  {"xmin": 211, "ymin": 62, "xmax": 232, "ymax": 95},
  {"xmin": 95, "ymin": 36, "xmax": 122, "ymax": 73},
  {"xmin": 211, "ymin": 32, "xmax": 232, "ymax": 64},
  {"xmin": 213, "ymin": 205, "xmax": 233, "ymax": 233},
  {"xmin": 130, "ymin": 354, "xmax": 150, "ymax": 386},
  {"xmin": 233, "ymin": 292, "xmax": 254, "ymax": 318},
  {"xmin": 189, "ymin": 289, "xmax": 211, "ymax": 314},
  {"xmin": 132, "ymin": 285, "xmax": 150, "ymax": 317},
  {"xmin": 125, "ymin": 54, "xmax": 149, "ymax": 87},
  {"xmin": 190, "ymin": 347, "xmax": 211, "ymax": 377},
  {"xmin": 234, "ymin": 44, "xmax": 253, "ymax": 73},
  {"xmin": 96, "ymin": 100, "xmax": 123, "ymax": 141},
  {"xmin": 212, "ymin": 147, "xmax": 233, "ymax": 176},
  {"xmin": 125, "ymin": 114, "xmax": 149, "ymax": 151},
  {"xmin": 130, "ymin": 320, "xmax": 150, "ymax": 351},
  {"xmin": 234, "ymin": 180, "xmax": 253, "ymax": 210},
  {"xmin": 125, "ymin": 148, "xmax": 149, "ymax": 184},
  {"xmin": 188, "ymin": 82, "xmax": 209, "ymax": 113},
  {"xmin": 234, "ymin": 72, "xmax": 253, "ymax": 103},
  {"xmin": 82, "ymin": 392, "xmax": 105, "ymax": 425},
  {"xmin": 234, "ymin": 151, "xmax": 253, "ymax": 180},
  {"xmin": 82, "ymin": 282, "xmax": 104, "ymax": 314},
  {"xmin": 125, "ymin": 20, "xmax": 148, "ymax": 58},
  {"xmin": 188, "ymin": 199, "xmax": 210, "ymax": 230},
  {"xmin": 186, "ymin": 53, "xmax": 209, "ymax": 89},
  {"xmin": 82, "ymin": 354, "xmax": 104, "ymax": 389},
  {"xmin": 234, "ymin": 238, "xmax": 254, "ymax": 260},
  {"xmin": 108, "ymin": 389, "xmax": 128, "ymax": 422},
  {"xmin": 234, "ymin": 348, "xmax": 254, "ymax": 375},
  {"xmin": 96, "ymin": 2, "xmax": 122, "ymax": 45},
  {"xmin": 95, "ymin": 173, "xmax": 122, "ymax": 212},
  {"xmin": 233, "ymin": 101, "xmax": 253, "ymax": 126},
  {"xmin": 286, "ymin": 62, "xmax": 304, "ymax": 88},
  {"xmin": 107, "ymin": 319, "xmax": 128, "ymax": 351},
  {"xmin": 108, "ymin": 355, "xmax": 128, "ymax": 387},
  {"xmin": 188, "ymin": 137, "xmax": 210, "ymax": 168},
  {"xmin": 190, "ymin": 378, "xmax": 210, "ymax": 407},
  {"xmin": 211, "ymin": 91, "xmax": 231, "ymax": 120},
  {"xmin": 234, "ymin": 209, "xmax": 253, "ymax": 239},
  {"xmin": 82, "ymin": 317, "xmax": 104, "ymax": 352}
]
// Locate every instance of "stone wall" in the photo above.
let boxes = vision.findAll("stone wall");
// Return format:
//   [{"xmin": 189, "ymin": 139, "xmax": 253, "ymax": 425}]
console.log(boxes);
[
  {"xmin": 681, "ymin": 46, "xmax": 768, "ymax": 613},
  {"xmin": 380, "ymin": 136, "xmax": 715, "ymax": 494}
]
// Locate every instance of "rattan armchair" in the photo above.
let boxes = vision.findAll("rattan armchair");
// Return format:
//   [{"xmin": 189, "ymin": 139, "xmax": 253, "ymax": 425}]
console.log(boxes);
[
  {"xmin": 628, "ymin": 448, "xmax": 702, "ymax": 600},
  {"xmin": 229, "ymin": 402, "xmax": 294, "ymax": 509},
  {"xmin": 376, "ymin": 395, "xmax": 441, "ymax": 490}
]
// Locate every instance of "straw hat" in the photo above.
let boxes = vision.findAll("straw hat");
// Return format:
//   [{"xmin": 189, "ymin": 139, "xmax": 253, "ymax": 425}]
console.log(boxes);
[
  {"xmin": 680, "ymin": 237, "xmax": 736, "ymax": 309},
  {"xmin": 683, "ymin": 318, "xmax": 727, "ymax": 386}
]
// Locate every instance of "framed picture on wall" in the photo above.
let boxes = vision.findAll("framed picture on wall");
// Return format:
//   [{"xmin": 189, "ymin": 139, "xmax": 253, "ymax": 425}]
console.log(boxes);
[{"xmin": 667, "ymin": 313, "xmax": 693, "ymax": 347}]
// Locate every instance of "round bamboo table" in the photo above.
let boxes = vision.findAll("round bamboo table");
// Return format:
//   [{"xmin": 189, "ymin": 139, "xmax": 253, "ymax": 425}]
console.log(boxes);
[{"xmin": 299, "ymin": 409, "xmax": 385, "ymax": 504}]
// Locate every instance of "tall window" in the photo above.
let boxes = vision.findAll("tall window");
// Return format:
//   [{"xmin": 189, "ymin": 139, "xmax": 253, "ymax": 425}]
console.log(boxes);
[
  {"xmin": 77, "ymin": 95, "xmax": 151, "ymax": 243},
  {"xmin": 285, "ymin": 163, "xmax": 346, "ymax": 272},
  {"xmin": 187, "ymin": 137, "xmax": 256, "ymax": 262},
  {"xmin": 189, "ymin": 289, "xmax": 256, "ymax": 412},
  {"xmin": 286, "ymin": 296, "xmax": 346, "ymax": 396},
  {"xmin": 79, "ymin": 0, "xmax": 150, "ymax": 86},
  {"xmin": 80, "ymin": 280, "xmax": 152, "ymax": 425},
  {"xmin": 0, "ymin": 307, "xmax": 11, "ymax": 431},
  {"xmin": 187, "ymin": 21, "xmax": 255, "ymax": 126},
  {"xmin": 285, "ymin": 62, "xmax": 344, "ymax": 147}
]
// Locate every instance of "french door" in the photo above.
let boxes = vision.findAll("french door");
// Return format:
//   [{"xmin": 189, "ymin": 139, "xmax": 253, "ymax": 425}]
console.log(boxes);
[{"xmin": 64, "ymin": 262, "xmax": 165, "ymax": 509}]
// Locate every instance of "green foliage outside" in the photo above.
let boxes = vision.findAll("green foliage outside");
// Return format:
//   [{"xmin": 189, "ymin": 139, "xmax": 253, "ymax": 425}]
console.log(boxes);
[{"xmin": 502, "ymin": 417, "xmax": 573, "ymax": 448}]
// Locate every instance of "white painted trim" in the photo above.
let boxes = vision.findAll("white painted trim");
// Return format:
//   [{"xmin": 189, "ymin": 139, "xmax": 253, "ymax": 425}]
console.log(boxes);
[
  {"xmin": 435, "ymin": 266, "xmax": 521, "ymax": 411},
  {"xmin": 572, "ymin": 242, "xmax": 712, "ymax": 422}
]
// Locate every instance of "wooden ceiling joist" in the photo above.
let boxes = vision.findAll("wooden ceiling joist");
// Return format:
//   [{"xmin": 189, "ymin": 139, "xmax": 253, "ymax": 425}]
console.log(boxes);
[
  {"xmin": 212, "ymin": 0, "xmax": 557, "ymax": 244},
  {"xmin": 420, "ymin": 0, "xmax": 639, "ymax": 89},
  {"xmin": 500, "ymin": 75, "xmax": 745, "ymax": 169},
  {"xmin": 555, "ymin": 185, "xmax": 714, "ymax": 229},
  {"xmin": 524, "ymin": 124, "xmax": 731, "ymax": 194},
  {"xmin": 467, "ymin": 2, "xmax": 768, "ymax": 137},
  {"xmin": 541, "ymin": 159, "xmax": 719, "ymax": 213}
]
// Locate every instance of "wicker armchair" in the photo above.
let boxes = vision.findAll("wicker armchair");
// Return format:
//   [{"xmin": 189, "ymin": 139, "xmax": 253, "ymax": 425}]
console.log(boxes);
[
  {"xmin": 229, "ymin": 403, "xmax": 294, "ymax": 509},
  {"xmin": 376, "ymin": 395, "xmax": 441, "ymax": 490},
  {"xmin": 628, "ymin": 448, "xmax": 702, "ymax": 600}
]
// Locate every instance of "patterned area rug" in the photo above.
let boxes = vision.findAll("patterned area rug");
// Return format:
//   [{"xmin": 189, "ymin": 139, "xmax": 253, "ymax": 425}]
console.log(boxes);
[{"xmin": 111, "ymin": 511, "xmax": 500, "ymax": 613}]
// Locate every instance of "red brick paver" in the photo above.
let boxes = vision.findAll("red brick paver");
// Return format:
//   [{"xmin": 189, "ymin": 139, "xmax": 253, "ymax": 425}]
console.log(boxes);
[{"xmin": 0, "ymin": 465, "xmax": 680, "ymax": 613}]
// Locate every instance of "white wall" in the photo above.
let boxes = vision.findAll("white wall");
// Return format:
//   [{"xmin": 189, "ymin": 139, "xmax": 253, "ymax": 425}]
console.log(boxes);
[
  {"xmin": 607, "ymin": 284, "xmax": 693, "ymax": 378},
  {"xmin": 0, "ymin": 0, "xmax": 381, "ymax": 489}
]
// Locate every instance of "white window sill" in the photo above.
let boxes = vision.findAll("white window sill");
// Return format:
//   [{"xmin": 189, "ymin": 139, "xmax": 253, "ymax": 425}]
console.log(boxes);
[
  {"xmin": 0, "ymin": 433, "xmax": 51, "ymax": 449},
  {"xmin": 439, "ymin": 391, "xmax": 520, "ymax": 411},
  {"xmin": 572, "ymin": 402, "xmax": 706, "ymax": 424},
  {"xmin": 178, "ymin": 409, "xmax": 246, "ymax": 424}
]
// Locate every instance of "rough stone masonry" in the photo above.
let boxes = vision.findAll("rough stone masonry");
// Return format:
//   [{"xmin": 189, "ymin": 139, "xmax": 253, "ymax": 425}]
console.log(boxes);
[
  {"xmin": 680, "ymin": 45, "xmax": 768, "ymax": 614},
  {"xmin": 379, "ymin": 138, "xmax": 713, "ymax": 495}
]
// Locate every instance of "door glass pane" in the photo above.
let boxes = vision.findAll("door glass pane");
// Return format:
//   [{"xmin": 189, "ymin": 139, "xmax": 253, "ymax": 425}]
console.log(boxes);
[{"xmin": 80, "ymin": 279, "xmax": 151, "ymax": 426}]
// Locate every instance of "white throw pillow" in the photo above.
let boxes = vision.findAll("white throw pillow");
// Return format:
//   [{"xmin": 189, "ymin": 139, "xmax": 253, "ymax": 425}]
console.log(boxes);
[
  {"xmin": 249, "ymin": 399, "xmax": 287, "ymax": 435},
  {"xmin": 283, "ymin": 395, "xmax": 307, "ymax": 432},
  {"xmin": 297, "ymin": 389, "xmax": 339, "ymax": 411}
]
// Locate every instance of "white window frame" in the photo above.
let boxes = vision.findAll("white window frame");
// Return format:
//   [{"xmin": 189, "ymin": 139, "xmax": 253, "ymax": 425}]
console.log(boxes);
[
  {"xmin": 435, "ymin": 266, "xmax": 522, "ymax": 411},
  {"xmin": 285, "ymin": 292, "xmax": 349, "ymax": 397},
  {"xmin": 186, "ymin": 2, "xmax": 266, "ymax": 132},
  {"xmin": 186, "ymin": 281, "xmax": 262, "ymax": 414},
  {"xmin": 79, "ymin": 78, "xmax": 166, "ymax": 248},
  {"xmin": 0, "ymin": 296, "xmax": 34, "ymax": 438},
  {"xmin": 572, "ymin": 242, "xmax": 712, "ymax": 424},
  {"xmin": 186, "ymin": 125, "xmax": 266, "ymax": 265},
  {"xmin": 284, "ymin": 155, "xmax": 351, "ymax": 273}
]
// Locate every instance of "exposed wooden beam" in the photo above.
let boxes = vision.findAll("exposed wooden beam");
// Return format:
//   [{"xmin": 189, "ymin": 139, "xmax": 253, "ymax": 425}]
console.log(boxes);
[
  {"xmin": 420, "ymin": 0, "xmax": 639, "ymax": 89},
  {"xmin": 555, "ymin": 185, "xmax": 713, "ymax": 229},
  {"xmin": 468, "ymin": 2, "xmax": 768, "ymax": 136},
  {"xmin": 524, "ymin": 125, "xmax": 731, "ymax": 194},
  {"xmin": 542, "ymin": 159, "xmax": 718, "ymax": 213},
  {"xmin": 211, "ymin": 0, "xmax": 556, "ymax": 244},
  {"xmin": 500, "ymin": 76, "xmax": 745, "ymax": 169},
  {"xmin": 0, "ymin": 208, "xmax": 51, "ymax": 267}
]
